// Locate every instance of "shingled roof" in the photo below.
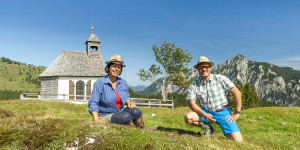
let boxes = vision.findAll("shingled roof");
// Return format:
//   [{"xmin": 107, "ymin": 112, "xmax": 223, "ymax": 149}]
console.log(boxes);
[
  {"xmin": 87, "ymin": 32, "xmax": 100, "ymax": 42},
  {"xmin": 39, "ymin": 50, "xmax": 106, "ymax": 77}
]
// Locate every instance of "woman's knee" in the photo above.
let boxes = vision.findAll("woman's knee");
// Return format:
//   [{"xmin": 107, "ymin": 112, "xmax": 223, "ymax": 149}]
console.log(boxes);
[
  {"xmin": 124, "ymin": 107, "xmax": 142, "ymax": 121},
  {"xmin": 111, "ymin": 112, "xmax": 132, "ymax": 125}
]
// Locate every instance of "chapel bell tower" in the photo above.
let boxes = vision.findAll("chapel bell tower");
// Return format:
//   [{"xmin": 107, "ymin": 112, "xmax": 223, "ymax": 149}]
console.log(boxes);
[{"xmin": 85, "ymin": 25, "xmax": 101, "ymax": 57}]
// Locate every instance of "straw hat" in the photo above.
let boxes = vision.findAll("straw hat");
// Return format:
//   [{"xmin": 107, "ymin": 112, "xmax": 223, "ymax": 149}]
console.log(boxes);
[
  {"xmin": 105, "ymin": 54, "xmax": 126, "ymax": 67},
  {"xmin": 193, "ymin": 56, "xmax": 214, "ymax": 69}
]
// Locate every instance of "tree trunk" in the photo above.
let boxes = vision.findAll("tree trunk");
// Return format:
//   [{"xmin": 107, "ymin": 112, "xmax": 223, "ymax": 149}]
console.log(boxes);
[{"xmin": 161, "ymin": 71, "xmax": 168, "ymax": 102}]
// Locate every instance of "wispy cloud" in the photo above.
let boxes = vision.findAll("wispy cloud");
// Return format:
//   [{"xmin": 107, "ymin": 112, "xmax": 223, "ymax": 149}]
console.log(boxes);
[
  {"xmin": 271, "ymin": 56, "xmax": 300, "ymax": 71},
  {"xmin": 288, "ymin": 57, "xmax": 300, "ymax": 61}
]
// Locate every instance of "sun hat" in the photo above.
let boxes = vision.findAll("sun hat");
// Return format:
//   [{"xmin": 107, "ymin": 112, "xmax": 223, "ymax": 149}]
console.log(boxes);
[
  {"xmin": 193, "ymin": 56, "xmax": 214, "ymax": 69},
  {"xmin": 105, "ymin": 54, "xmax": 126, "ymax": 67}
]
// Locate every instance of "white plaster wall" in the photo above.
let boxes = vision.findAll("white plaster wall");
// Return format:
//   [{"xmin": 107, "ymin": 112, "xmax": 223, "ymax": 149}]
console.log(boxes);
[{"xmin": 58, "ymin": 77, "xmax": 100, "ymax": 99}]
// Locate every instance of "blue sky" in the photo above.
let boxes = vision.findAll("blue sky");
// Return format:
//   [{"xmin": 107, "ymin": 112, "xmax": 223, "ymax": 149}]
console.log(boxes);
[{"xmin": 1, "ymin": 0, "xmax": 300, "ymax": 86}]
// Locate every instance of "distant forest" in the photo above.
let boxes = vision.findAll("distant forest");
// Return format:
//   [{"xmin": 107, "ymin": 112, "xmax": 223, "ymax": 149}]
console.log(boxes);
[{"xmin": 0, "ymin": 57, "xmax": 46, "ymax": 68}]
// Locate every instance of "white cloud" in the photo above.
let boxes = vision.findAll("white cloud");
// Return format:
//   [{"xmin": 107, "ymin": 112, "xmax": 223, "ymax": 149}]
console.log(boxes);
[
  {"xmin": 272, "ymin": 56, "xmax": 300, "ymax": 71},
  {"xmin": 288, "ymin": 57, "xmax": 300, "ymax": 61}
]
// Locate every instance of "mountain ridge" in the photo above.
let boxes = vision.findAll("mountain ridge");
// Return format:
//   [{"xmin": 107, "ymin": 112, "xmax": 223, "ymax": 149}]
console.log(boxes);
[
  {"xmin": 139, "ymin": 54, "xmax": 300, "ymax": 107},
  {"xmin": 128, "ymin": 85, "xmax": 147, "ymax": 92}
]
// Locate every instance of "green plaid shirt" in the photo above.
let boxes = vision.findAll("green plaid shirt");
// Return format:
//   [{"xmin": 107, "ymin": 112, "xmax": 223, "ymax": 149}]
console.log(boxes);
[{"xmin": 187, "ymin": 74, "xmax": 235, "ymax": 112}]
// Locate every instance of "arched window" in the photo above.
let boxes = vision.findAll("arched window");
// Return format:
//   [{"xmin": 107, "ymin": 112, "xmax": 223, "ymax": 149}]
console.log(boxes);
[{"xmin": 76, "ymin": 80, "xmax": 85, "ymax": 100}]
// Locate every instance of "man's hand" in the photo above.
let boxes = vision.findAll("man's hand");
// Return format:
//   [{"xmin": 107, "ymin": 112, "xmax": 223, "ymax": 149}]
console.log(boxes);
[
  {"xmin": 203, "ymin": 113, "xmax": 216, "ymax": 123},
  {"xmin": 225, "ymin": 113, "xmax": 240, "ymax": 123}
]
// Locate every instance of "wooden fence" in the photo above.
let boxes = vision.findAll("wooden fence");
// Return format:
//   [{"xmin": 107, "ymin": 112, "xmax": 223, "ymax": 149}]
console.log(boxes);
[
  {"xmin": 20, "ymin": 93, "xmax": 174, "ymax": 109},
  {"xmin": 20, "ymin": 93, "xmax": 90, "ymax": 100},
  {"xmin": 131, "ymin": 98, "xmax": 174, "ymax": 109}
]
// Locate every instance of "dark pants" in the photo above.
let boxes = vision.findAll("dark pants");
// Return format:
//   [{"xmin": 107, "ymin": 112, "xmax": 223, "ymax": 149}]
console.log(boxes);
[{"xmin": 110, "ymin": 107, "xmax": 143, "ymax": 125}]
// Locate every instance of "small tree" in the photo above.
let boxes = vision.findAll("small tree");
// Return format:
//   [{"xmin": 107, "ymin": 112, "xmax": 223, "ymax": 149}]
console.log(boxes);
[{"xmin": 137, "ymin": 41, "xmax": 192, "ymax": 102}]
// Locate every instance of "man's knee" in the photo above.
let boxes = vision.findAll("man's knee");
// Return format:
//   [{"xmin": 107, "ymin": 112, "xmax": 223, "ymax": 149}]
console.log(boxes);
[
  {"xmin": 226, "ymin": 132, "xmax": 243, "ymax": 142},
  {"xmin": 184, "ymin": 113, "xmax": 193, "ymax": 125}
]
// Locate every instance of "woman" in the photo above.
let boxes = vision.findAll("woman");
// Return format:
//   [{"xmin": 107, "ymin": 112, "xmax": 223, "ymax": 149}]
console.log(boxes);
[{"xmin": 88, "ymin": 54, "xmax": 144, "ymax": 127}]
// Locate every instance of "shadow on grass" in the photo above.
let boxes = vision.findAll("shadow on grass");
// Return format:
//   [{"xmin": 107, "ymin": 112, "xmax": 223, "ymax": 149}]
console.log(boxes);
[{"xmin": 156, "ymin": 126, "xmax": 201, "ymax": 136}]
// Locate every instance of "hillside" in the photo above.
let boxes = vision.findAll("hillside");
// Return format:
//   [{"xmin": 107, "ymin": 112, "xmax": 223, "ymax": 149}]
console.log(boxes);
[
  {"xmin": 139, "ymin": 54, "xmax": 300, "ymax": 107},
  {"xmin": 0, "ymin": 100, "xmax": 299, "ymax": 149},
  {"xmin": 0, "ymin": 57, "xmax": 45, "ymax": 92},
  {"xmin": 128, "ymin": 85, "xmax": 147, "ymax": 92}
]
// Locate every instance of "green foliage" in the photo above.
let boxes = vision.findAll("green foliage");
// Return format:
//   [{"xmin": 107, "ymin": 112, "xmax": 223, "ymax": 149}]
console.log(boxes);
[
  {"xmin": 0, "ymin": 100, "xmax": 299, "ymax": 149},
  {"xmin": 228, "ymin": 83, "xmax": 261, "ymax": 110},
  {"xmin": 169, "ymin": 92, "xmax": 188, "ymax": 108},
  {"xmin": 138, "ymin": 41, "xmax": 193, "ymax": 101},
  {"xmin": 138, "ymin": 64, "xmax": 162, "ymax": 82},
  {"xmin": 228, "ymin": 83, "xmax": 278, "ymax": 111},
  {"xmin": 0, "ymin": 90, "xmax": 23, "ymax": 100},
  {"xmin": 128, "ymin": 88, "xmax": 147, "ymax": 98}
]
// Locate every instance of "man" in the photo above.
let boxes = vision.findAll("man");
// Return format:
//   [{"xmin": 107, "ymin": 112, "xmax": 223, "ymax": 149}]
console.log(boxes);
[{"xmin": 184, "ymin": 56, "xmax": 243, "ymax": 142}]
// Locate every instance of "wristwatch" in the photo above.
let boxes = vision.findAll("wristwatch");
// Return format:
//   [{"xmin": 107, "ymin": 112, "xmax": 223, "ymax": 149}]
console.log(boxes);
[{"xmin": 234, "ymin": 110, "xmax": 240, "ymax": 114}]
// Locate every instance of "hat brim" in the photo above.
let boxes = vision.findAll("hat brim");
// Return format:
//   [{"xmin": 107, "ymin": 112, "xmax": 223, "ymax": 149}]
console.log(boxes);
[
  {"xmin": 105, "ymin": 61, "xmax": 126, "ymax": 67},
  {"xmin": 193, "ymin": 62, "xmax": 214, "ymax": 69}
]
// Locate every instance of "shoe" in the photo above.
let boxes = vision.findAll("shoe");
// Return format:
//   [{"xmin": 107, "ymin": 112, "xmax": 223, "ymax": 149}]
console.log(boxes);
[{"xmin": 201, "ymin": 123, "xmax": 215, "ymax": 137}]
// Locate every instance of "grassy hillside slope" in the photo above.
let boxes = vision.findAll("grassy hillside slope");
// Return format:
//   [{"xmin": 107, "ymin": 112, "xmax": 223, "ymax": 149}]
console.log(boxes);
[
  {"xmin": 0, "ymin": 58, "xmax": 45, "ymax": 92},
  {"xmin": 0, "ymin": 100, "xmax": 299, "ymax": 149}
]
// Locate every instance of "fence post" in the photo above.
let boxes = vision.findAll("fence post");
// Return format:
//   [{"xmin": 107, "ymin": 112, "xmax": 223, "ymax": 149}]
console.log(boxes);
[{"xmin": 172, "ymin": 100, "xmax": 174, "ymax": 109}]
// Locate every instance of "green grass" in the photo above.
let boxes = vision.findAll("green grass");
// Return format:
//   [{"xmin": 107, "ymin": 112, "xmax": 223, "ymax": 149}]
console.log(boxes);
[
  {"xmin": 0, "ymin": 60, "xmax": 45, "ymax": 92},
  {"xmin": 0, "ymin": 100, "xmax": 299, "ymax": 149}
]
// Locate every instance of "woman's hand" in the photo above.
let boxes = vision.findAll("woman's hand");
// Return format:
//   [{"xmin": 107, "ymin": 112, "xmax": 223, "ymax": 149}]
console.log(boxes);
[
  {"xmin": 94, "ymin": 119, "xmax": 105, "ymax": 124},
  {"xmin": 92, "ymin": 111, "xmax": 105, "ymax": 124},
  {"xmin": 126, "ymin": 100, "xmax": 136, "ymax": 108}
]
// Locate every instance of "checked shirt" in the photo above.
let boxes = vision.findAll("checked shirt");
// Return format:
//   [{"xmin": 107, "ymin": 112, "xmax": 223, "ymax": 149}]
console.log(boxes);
[{"xmin": 186, "ymin": 74, "xmax": 235, "ymax": 112}]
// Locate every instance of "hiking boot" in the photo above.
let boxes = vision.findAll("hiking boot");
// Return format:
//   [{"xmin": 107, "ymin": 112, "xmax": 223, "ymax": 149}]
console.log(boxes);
[{"xmin": 201, "ymin": 123, "xmax": 215, "ymax": 137}]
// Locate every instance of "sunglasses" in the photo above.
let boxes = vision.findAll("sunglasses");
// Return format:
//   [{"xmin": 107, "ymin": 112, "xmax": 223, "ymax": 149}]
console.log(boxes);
[{"xmin": 198, "ymin": 65, "xmax": 210, "ymax": 70}]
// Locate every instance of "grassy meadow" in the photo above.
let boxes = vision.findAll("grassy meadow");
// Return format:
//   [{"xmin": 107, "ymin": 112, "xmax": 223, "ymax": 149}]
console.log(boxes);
[
  {"xmin": 0, "ymin": 59, "xmax": 45, "ymax": 92},
  {"xmin": 0, "ymin": 100, "xmax": 299, "ymax": 149}
]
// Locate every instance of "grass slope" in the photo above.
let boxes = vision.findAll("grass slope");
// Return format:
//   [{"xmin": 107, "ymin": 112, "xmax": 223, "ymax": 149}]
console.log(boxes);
[
  {"xmin": 0, "ymin": 59, "xmax": 45, "ymax": 92},
  {"xmin": 0, "ymin": 100, "xmax": 299, "ymax": 149}
]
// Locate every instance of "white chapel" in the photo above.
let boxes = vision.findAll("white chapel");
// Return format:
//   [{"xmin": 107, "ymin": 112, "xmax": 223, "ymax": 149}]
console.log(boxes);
[{"xmin": 39, "ymin": 26, "xmax": 106, "ymax": 100}]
